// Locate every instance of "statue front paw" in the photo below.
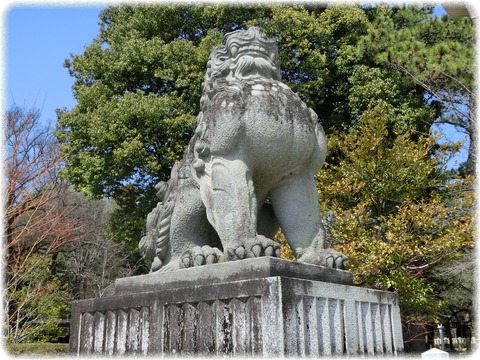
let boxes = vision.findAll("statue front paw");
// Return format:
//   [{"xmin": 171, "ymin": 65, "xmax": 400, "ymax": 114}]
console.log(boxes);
[
  {"xmin": 298, "ymin": 248, "xmax": 348, "ymax": 270},
  {"xmin": 224, "ymin": 235, "xmax": 281, "ymax": 261},
  {"xmin": 179, "ymin": 245, "xmax": 225, "ymax": 269}
]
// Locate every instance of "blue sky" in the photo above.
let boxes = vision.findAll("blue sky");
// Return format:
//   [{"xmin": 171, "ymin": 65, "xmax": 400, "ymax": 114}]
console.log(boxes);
[
  {"xmin": 5, "ymin": 4, "xmax": 107, "ymax": 125},
  {"xmin": 2, "ymin": 2, "xmax": 468, "ymax": 166}
]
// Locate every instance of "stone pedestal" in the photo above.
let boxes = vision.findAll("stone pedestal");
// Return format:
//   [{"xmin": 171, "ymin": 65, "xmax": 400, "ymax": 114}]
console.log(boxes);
[{"xmin": 69, "ymin": 257, "xmax": 404, "ymax": 356}]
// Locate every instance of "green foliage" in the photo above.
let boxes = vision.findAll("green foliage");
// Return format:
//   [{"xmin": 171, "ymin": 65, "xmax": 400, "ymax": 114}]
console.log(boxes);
[
  {"xmin": 364, "ymin": 5, "xmax": 474, "ymax": 89},
  {"xmin": 323, "ymin": 108, "xmax": 438, "ymax": 213},
  {"xmin": 316, "ymin": 109, "xmax": 474, "ymax": 323},
  {"xmin": 361, "ymin": 5, "xmax": 475, "ymax": 173}
]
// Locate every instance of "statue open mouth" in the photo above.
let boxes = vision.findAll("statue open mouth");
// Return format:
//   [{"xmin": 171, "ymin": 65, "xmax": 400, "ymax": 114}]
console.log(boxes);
[{"xmin": 231, "ymin": 42, "xmax": 275, "ymax": 61}]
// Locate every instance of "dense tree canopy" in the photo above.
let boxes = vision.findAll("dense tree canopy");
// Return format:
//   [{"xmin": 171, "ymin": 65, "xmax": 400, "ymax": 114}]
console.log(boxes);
[{"xmin": 55, "ymin": 3, "xmax": 474, "ymax": 329}]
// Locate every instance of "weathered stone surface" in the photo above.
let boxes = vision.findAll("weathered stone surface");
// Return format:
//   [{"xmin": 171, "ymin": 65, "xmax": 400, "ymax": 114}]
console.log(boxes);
[
  {"xmin": 113, "ymin": 257, "xmax": 352, "ymax": 295},
  {"xmin": 70, "ymin": 266, "xmax": 403, "ymax": 356},
  {"xmin": 139, "ymin": 27, "xmax": 347, "ymax": 273}
]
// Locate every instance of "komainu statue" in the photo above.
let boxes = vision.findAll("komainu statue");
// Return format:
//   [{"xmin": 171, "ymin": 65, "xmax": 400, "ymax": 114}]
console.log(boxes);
[{"xmin": 139, "ymin": 27, "xmax": 347, "ymax": 272}]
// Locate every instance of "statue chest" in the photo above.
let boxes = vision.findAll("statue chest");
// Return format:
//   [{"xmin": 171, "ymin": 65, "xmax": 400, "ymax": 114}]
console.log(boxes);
[{"xmin": 201, "ymin": 80, "xmax": 323, "ymax": 174}]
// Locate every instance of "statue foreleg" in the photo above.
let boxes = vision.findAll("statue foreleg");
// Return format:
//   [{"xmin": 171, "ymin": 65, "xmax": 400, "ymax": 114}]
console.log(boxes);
[
  {"xmin": 270, "ymin": 171, "xmax": 347, "ymax": 269},
  {"xmin": 198, "ymin": 157, "xmax": 280, "ymax": 261}
]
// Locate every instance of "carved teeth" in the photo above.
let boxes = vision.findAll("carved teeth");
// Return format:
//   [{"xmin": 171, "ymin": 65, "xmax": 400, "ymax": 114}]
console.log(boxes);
[{"xmin": 237, "ymin": 44, "xmax": 270, "ymax": 56}]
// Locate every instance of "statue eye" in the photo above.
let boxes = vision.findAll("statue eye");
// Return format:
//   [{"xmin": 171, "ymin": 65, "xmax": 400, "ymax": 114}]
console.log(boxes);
[
  {"xmin": 269, "ymin": 52, "xmax": 276, "ymax": 62},
  {"xmin": 230, "ymin": 45, "xmax": 238, "ymax": 57}
]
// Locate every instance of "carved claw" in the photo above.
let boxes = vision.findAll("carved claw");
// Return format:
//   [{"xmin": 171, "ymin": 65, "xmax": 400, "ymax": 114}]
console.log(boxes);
[
  {"xmin": 225, "ymin": 235, "xmax": 280, "ymax": 261},
  {"xmin": 264, "ymin": 245, "xmax": 280, "ymax": 257},
  {"xmin": 224, "ymin": 245, "xmax": 245, "ymax": 261},
  {"xmin": 151, "ymin": 256, "xmax": 163, "ymax": 272},
  {"xmin": 298, "ymin": 248, "xmax": 347, "ymax": 270},
  {"xmin": 181, "ymin": 254, "xmax": 193, "ymax": 268},
  {"xmin": 235, "ymin": 246, "xmax": 245, "ymax": 259},
  {"xmin": 206, "ymin": 253, "xmax": 216, "ymax": 264},
  {"xmin": 179, "ymin": 246, "xmax": 224, "ymax": 269},
  {"xmin": 244, "ymin": 235, "xmax": 280, "ymax": 259},
  {"xmin": 252, "ymin": 244, "xmax": 262, "ymax": 257}
]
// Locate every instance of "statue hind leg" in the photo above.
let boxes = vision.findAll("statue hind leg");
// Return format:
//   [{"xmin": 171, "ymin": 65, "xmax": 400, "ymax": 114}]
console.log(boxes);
[
  {"xmin": 197, "ymin": 157, "xmax": 280, "ymax": 261},
  {"xmin": 270, "ymin": 171, "xmax": 347, "ymax": 269}
]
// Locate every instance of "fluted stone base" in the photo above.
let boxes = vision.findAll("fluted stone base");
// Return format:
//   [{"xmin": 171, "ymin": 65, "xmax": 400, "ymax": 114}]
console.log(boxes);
[{"xmin": 69, "ymin": 257, "xmax": 403, "ymax": 356}]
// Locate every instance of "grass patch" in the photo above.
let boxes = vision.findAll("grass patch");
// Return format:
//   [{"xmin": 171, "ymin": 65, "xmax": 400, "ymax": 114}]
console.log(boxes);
[{"xmin": 4, "ymin": 342, "xmax": 69, "ymax": 356}]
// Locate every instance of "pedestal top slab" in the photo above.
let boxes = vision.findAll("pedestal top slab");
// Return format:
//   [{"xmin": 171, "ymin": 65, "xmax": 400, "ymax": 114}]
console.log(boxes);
[{"xmin": 113, "ymin": 257, "xmax": 353, "ymax": 295}]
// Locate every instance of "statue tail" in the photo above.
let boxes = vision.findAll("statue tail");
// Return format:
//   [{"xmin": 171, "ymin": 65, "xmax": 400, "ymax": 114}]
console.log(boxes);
[{"xmin": 139, "ymin": 180, "xmax": 175, "ymax": 272}]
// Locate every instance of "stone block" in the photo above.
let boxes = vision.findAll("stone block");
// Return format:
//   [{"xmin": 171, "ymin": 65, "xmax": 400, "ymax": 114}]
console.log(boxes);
[
  {"xmin": 70, "ymin": 258, "xmax": 403, "ymax": 356},
  {"xmin": 114, "ymin": 257, "xmax": 353, "ymax": 295}
]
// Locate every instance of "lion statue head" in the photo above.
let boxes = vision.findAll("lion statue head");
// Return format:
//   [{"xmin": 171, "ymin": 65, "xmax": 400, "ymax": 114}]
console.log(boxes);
[
  {"xmin": 211, "ymin": 26, "xmax": 281, "ymax": 81},
  {"xmin": 199, "ymin": 27, "xmax": 281, "ymax": 108}
]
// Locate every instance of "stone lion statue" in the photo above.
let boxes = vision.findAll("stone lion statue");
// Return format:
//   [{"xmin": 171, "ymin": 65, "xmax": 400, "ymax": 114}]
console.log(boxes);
[{"xmin": 139, "ymin": 27, "xmax": 347, "ymax": 272}]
